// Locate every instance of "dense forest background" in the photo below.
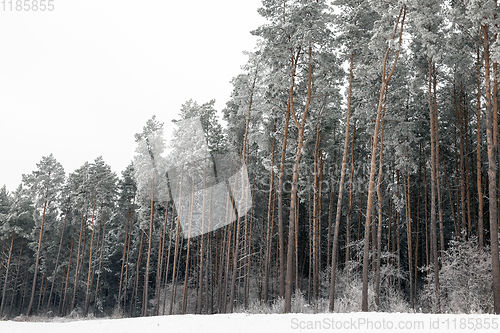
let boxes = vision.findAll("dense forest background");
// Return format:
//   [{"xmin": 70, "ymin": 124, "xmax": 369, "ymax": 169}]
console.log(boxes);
[{"xmin": 1, "ymin": 0, "xmax": 500, "ymax": 318}]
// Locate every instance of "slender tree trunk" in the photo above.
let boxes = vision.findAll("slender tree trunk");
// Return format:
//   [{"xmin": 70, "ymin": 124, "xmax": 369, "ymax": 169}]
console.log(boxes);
[
  {"xmin": 285, "ymin": 44, "xmax": 312, "ymax": 313},
  {"xmin": 61, "ymin": 236, "xmax": 74, "ymax": 316},
  {"xmin": 415, "ymin": 156, "xmax": 422, "ymax": 296},
  {"xmin": 196, "ymin": 172, "xmax": 208, "ymax": 314},
  {"xmin": 20, "ymin": 264, "xmax": 29, "ymax": 313},
  {"xmin": 445, "ymin": 166, "xmax": 459, "ymax": 240},
  {"xmin": 181, "ymin": 173, "xmax": 197, "ymax": 314},
  {"xmin": 277, "ymin": 92, "xmax": 292, "ymax": 301},
  {"xmin": 27, "ymin": 194, "xmax": 48, "ymax": 316},
  {"xmin": 169, "ymin": 165, "xmax": 185, "ymax": 315},
  {"xmin": 456, "ymin": 82, "xmax": 467, "ymax": 236},
  {"xmin": 228, "ymin": 208, "xmax": 242, "ymax": 312},
  {"xmin": 168, "ymin": 214, "xmax": 182, "ymax": 315},
  {"xmin": 162, "ymin": 201, "xmax": 174, "ymax": 315},
  {"xmin": 312, "ymin": 118, "xmax": 322, "ymax": 301},
  {"xmin": 429, "ymin": 58, "xmax": 440, "ymax": 313},
  {"xmin": 405, "ymin": 165, "xmax": 414, "ymax": 309},
  {"xmin": 215, "ymin": 227, "xmax": 226, "ymax": 312},
  {"xmin": 142, "ymin": 169, "xmax": 156, "ymax": 317},
  {"xmin": 84, "ymin": 192, "xmax": 98, "ymax": 316},
  {"xmin": 130, "ymin": 230, "xmax": 145, "ymax": 317},
  {"xmin": 70, "ymin": 211, "xmax": 87, "ymax": 314},
  {"xmin": 8, "ymin": 240, "xmax": 23, "ymax": 318},
  {"xmin": 0, "ymin": 227, "xmax": 16, "ymax": 315},
  {"xmin": 477, "ymin": 47, "xmax": 485, "ymax": 249},
  {"xmin": 396, "ymin": 173, "xmax": 401, "ymax": 289},
  {"xmin": 330, "ymin": 51, "xmax": 354, "ymax": 311},
  {"xmin": 222, "ymin": 216, "xmax": 233, "ymax": 313},
  {"xmin": 118, "ymin": 195, "xmax": 134, "ymax": 311},
  {"xmin": 483, "ymin": 23, "xmax": 500, "ymax": 314},
  {"xmin": 123, "ymin": 202, "xmax": 134, "ymax": 312},
  {"xmin": 362, "ymin": 6, "xmax": 405, "ymax": 311},
  {"xmin": 36, "ymin": 272, "xmax": 46, "ymax": 313},
  {"xmin": 433, "ymin": 65, "xmax": 445, "ymax": 252},
  {"xmin": 46, "ymin": 199, "xmax": 69, "ymax": 312},
  {"xmin": 263, "ymin": 124, "xmax": 276, "ymax": 303},
  {"xmin": 93, "ymin": 207, "xmax": 107, "ymax": 315},
  {"xmin": 0, "ymin": 243, "xmax": 5, "ymax": 298},
  {"xmin": 346, "ymin": 120, "xmax": 356, "ymax": 268},
  {"xmin": 154, "ymin": 201, "xmax": 169, "ymax": 316},
  {"xmin": 375, "ymin": 112, "xmax": 386, "ymax": 309},
  {"xmin": 245, "ymin": 191, "xmax": 255, "ymax": 309}
]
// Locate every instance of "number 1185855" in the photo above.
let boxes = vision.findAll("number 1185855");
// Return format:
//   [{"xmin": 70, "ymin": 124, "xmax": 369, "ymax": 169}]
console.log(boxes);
[{"xmin": 2, "ymin": 0, "xmax": 54, "ymax": 11}]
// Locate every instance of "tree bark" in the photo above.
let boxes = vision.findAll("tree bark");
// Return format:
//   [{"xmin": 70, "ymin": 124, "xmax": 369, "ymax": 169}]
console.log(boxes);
[
  {"xmin": 375, "ymin": 112, "xmax": 386, "ymax": 309},
  {"xmin": 285, "ymin": 44, "xmax": 312, "ymax": 313},
  {"xmin": 329, "ymin": 51, "xmax": 354, "ymax": 311},
  {"xmin": 84, "ymin": 191, "xmax": 98, "ymax": 316},
  {"xmin": 46, "ymin": 199, "xmax": 69, "ymax": 312},
  {"xmin": 477, "ymin": 46, "xmax": 485, "ymax": 249},
  {"xmin": 362, "ymin": 6, "xmax": 405, "ymax": 312},
  {"xmin": 429, "ymin": 58, "xmax": 440, "ymax": 313},
  {"xmin": 0, "ymin": 226, "xmax": 16, "ymax": 316},
  {"xmin": 27, "ymin": 193, "xmax": 48, "ymax": 316},
  {"xmin": 483, "ymin": 23, "xmax": 500, "ymax": 315}
]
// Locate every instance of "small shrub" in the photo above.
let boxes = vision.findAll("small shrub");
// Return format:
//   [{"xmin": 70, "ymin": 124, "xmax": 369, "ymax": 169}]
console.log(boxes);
[{"xmin": 421, "ymin": 235, "xmax": 494, "ymax": 314}]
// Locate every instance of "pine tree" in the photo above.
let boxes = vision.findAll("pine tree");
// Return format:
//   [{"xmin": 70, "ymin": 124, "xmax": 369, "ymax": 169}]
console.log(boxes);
[
  {"xmin": 133, "ymin": 116, "xmax": 167, "ymax": 316},
  {"xmin": 23, "ymin": 154, "xmax": 65, "ymax": 316}
]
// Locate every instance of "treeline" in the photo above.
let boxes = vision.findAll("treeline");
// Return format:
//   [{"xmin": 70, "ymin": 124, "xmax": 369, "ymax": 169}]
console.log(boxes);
[{"xmin": 1, "ymin": 0, "xmax": 500, "ymax": 318}]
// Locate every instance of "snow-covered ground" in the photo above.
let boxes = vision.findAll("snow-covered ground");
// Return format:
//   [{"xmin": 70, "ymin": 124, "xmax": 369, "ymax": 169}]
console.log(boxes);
[{"xmin": 1, "ymin": 312, "xmax": 499, "ymax": 333}]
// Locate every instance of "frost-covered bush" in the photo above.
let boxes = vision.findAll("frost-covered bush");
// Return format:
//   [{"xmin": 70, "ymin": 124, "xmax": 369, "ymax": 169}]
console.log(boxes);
[
  {"xmin": 236, "ymin": 299, "xmax": 271, "ymax": 314},
  {"xmin": 421, "ymin": 236, "xmax": 493, "ymax": 314},
  {"xmin": 334, "ymin": 257, "xmax": 410, "ymax": 313},
  {"xmin": 237, "ymin": 291, "xmax": 323, "ymax": 314},
  {"xmin": 334, "ymin": 267, "xmax": 375, "ymax": 312}
]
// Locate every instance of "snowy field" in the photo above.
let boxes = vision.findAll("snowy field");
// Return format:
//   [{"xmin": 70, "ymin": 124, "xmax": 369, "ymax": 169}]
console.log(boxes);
[{"xmin": 1, "ymin": 313, "xmax": 500, "ymax": 333}]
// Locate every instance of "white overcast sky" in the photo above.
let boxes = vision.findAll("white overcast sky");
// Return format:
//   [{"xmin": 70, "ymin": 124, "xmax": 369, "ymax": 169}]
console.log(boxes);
[{"xmin": 0, "ymin": 0, "xmax": 265, "ymax": 191}]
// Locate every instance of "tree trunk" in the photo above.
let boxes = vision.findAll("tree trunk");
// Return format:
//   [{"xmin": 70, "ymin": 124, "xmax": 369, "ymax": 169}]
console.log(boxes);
[
  {"xmin": 118, "ymin": 195, "xmax": 134, "ymax": 311},
  {"xmin": 8, "ymin": 240, "xmax": 23, "ymax": 318},
  {"xmin": 70, "ymin": 211, "xmax": 87, "ymax": 314},
  {"xmin": 277, "ymin": 88, "xmax": 292, "ymax": 301},
  {"xmin": 375, "ymin": 112, "xmax": 386, "ymax": 309},
  {"xmin": 154, "ymin": 201, "xmax": 169, "ymax": 316},
  {"xmin": 362, "ymin": 6, "xmax": 405, "ymax": 311},
  {"xmin": 433, "ymin": 64, "xmax": 445, "ymax": 252},
  {"xmin": 61, "ymin": 236, "xmax": 74, "ymax": 316},
  {"xmin": 93, "ymin": 207, "xmax": 107, "ymax": 315},
  {"xmin": 285, "ymin": 44, "xmax": 312, "ymax": 313},
  {"xmin": 27, "ymin": 194, "xmax": 48, "ymax": 316},
  {"xmin": 329, "ymin": 51, "xmax": 354, "ymax": 311},
  {"xmin": 46, "ymin": 199, "xmax": 69, "ymax": 312},
  {"xmin": 483, "ymin": 23, "xmax": 500, "ymax": 315},
  {"xmin": 429, "ymin": 58, "xmax": 440, "ymax": 313},
  {"xmin": 0, "ymin": 227, "xmax": 16, "ymax": 315},
  {"xmin": 130, "ymin": 230, "xmax": 145, "ymax": 317},
  {"xmin": 346, "ymin": 120, "xmax": 356, "ymax": 268},
  {"xmin": 477, "ymin": 47, "xmax": 485, "ymax": 249},
  {"xmin": 181, "ymin": 173, "xmax": 197, "ymax": 314},
  {"xmin": 405, "ymin": 166, "xmax": 414, "ymax": 309},
  {"xmin": 142, "ymin": 169, "xmax": 156, "ymax": 317},
  {"xmin": 84, "ymin": 192, "xmax": 98, "ymax": 316},
  {"xmin": 263, "ymin": 124, "xmax": 276, "ymax": 303}
]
